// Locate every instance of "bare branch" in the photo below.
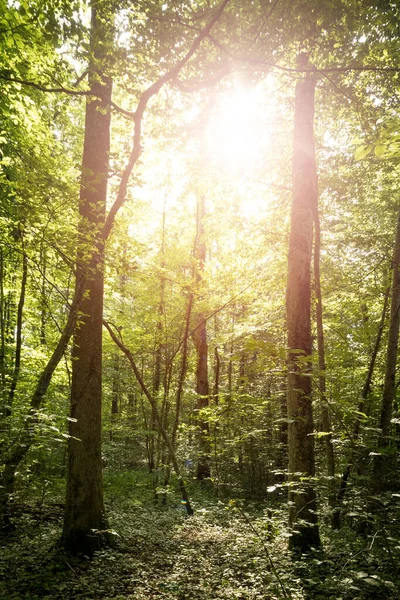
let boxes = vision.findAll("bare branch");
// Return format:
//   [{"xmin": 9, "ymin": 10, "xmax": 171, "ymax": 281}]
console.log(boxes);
[
  {"xmin": 0, "ymin": 73, "xmax": 89, "ymax": 96},
  {"xmin": 103, "ymin": 319, "xmax": 194, "ymax": 515},
  {"xmin": 111, "ymin": 102, "xmax": 136, "ymax": 119}
]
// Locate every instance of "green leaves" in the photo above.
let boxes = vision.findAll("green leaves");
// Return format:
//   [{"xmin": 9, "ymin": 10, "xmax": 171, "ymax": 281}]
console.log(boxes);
[
  {"xmin": 354, "ymin": 144, "xmax": 372, "ymax": 160},
  {"xmin": 355, "ymin": 119, "xmax": 400, "ymax": 160}
]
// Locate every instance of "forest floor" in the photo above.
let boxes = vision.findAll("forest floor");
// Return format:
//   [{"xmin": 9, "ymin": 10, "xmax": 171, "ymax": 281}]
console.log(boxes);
[{"xmin": 0, "ymin": 471, "xmax": 399, "ymax": 600}]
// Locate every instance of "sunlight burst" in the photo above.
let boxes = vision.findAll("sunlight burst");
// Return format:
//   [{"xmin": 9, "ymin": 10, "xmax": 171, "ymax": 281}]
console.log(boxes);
[{"xmin": 205, "ymin": 84, "xmax": 270, "ymax": 176}]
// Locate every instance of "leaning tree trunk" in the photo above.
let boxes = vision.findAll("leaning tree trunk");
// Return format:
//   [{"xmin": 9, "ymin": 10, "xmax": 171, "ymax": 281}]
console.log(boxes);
[
  {"xmin": 104, "ymin": 321, "xmax": 194, "ymax": 515},
  {"xmin": 286, "ymin": 64, "xmax": 321, "ymax": 551},
  {"xmin": 62, "ymin": 1, "xmax": 113, "ymax": 555},
  {"xmin": 372, "ymin": 209, "xmax": 400, "ymax": 491}
]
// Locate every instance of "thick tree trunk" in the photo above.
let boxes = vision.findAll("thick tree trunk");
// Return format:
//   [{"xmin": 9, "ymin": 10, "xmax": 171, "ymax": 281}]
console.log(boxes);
[
  {"xmin": 372, "ymin": 209, "xmax": 400, "ymax": 490},
  {"xmin": 62, "ymin": 1, "xmax": 113, "ymax": 554},
  {"xmin": 286, "ymin": 66, "xmax": 321, "ymax": 551}
]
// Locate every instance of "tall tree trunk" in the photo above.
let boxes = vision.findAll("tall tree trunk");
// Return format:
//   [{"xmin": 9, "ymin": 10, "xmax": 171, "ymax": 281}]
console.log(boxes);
[
  {"xmin": 7, "ymin": 251, "xmax": 28, "ymax": 414},
  {"xmin": 151, "ymin": 208, "xmax": 166, "ymax": 474},
  {"xmin": 372, "ymin": 209, "xmax": 400, "ymax": 491},
  {"xmin": 286, "ymin": 63, "xmax": 320, "ymax": 551},
  {"xmin": 109, "ymin": 352, "xmax": 120, "ymax": 442},
  {"xmin": 313, "ymin": 201, "xmax": 336, "ymax": 492},
  {"xmin": 40, "ymin": 248, "xmax": 47, "ymax": 346},
  {"xmin": 213, "ymin": 338, "xmax": 220, "ymax": 405},
  {"xmin": 193, "ymin": 195, "xmax": 210, "ymax": 480},
  {"xmin": 0, "ymin": 248, "xmax": 6, "ymax": 396},
  {"xmin": 62, "ymin": 1, "xmax": 113, "ymax": 554},
  {"xmin": 162, "ymin": 292, "xmax": 194, "ymax": 495}
]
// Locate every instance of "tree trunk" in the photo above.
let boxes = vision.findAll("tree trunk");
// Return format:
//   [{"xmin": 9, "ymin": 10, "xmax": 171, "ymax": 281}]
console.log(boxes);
[
  {"xmin": 286, "ymin": 64, "xmax": 321, "ymax": 551},
  {"xmin": 40, "ymin": 248, "xmax": 47, "ymax": 346},
  {"xmin": 151, "ymin": 208, "xmax": 166, "ymax": 474},
  {"xmin": 0, "ymin": 248, "xmax": 6, "ymax": 396},
  {"xmin": 193, "ymin": 195, "xmax": 210, "ymax": 480},
  {"xmin": 213, "ymin": 317, "xmax": 220, "ymax": 405},
  {"xmin": 372, "ymin": 209, "xmax": 400, "ymax": 491},
  {"xmin": 7, "ymin": 250, "xmax": 28, "ymax": 414},
  {"xmin": 62, "ymin": 1, "xmax": 113, "ymax": 554},
  {"xmin": 162, "ymin": 292, "xmax": 193, "ymax": 496},
  {"xmin": 313, "ymin": 199, "xmax": 336, "ymax": 494},
  {"xmin": 109, "ymin": 352, "xmax": 120, "ymax": 442}
]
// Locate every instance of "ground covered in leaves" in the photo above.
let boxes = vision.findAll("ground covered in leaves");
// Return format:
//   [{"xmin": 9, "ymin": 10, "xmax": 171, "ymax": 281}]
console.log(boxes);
[{"xmin": 1, "ymin": 472, "xmax": 399, "ymax": 599}]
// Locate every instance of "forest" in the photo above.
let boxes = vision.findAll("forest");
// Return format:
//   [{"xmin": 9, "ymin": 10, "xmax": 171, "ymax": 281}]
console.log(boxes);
[{"xmin": 0, "ymin": 0, "xmax": 400, "ymax": 598}]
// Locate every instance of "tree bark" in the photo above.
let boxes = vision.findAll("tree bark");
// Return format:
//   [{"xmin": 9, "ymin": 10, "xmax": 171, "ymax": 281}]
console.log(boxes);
[
  {"xmin": 286, "ymin": 64, "xmax": 321, "ymax": 551},
  {"xmin": 62, "ymin": 1, "xmax": 113, "ymax": 554}
]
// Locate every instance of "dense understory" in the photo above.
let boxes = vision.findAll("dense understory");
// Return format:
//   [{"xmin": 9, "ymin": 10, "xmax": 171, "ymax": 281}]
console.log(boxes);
[{"xmin": 1, "ymin": 470, "xmax": 399, "ymax": 600}]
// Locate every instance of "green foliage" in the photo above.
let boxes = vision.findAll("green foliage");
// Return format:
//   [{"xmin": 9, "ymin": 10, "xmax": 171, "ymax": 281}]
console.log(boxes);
[
  {"xmin": 0, "ymin": 0, "xmax": 400, "ymax": 592},
  {"xmin": 1, "ymin": 473, "xmax": 399, "ymax": 599}
]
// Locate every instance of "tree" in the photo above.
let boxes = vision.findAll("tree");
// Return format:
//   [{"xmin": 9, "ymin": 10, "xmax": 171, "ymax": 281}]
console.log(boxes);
[
  {"xmin": 62, "ymin": 0, "xmax": 114, "ymax": 553},
  {"xmin": 62, "ymin": 0, "xmax": 231, "ymax": 551},
  {"xmin": 286, "ymin": 57, "xmax": 320, "ymax": 551}
]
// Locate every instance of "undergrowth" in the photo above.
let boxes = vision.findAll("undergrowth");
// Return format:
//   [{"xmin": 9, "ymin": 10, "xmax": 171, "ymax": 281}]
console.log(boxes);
[{"xmin": 0, "ymin": 470, "xmax": 399, "ymax": 599}]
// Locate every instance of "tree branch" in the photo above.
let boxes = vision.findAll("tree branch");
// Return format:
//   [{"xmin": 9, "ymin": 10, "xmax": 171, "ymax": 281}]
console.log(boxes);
[
  {"xmin": 0, "ymin": 73, "xmax": 89, "ymax": 96},
  {"xmin": 205, "ymin": 35, "xmax": 400, "ymax": 75},
  {"xmin": 102, "ymin": 0, "xmax": 231, "ymax": 241},
  {"xmin": 103, "ymin": 319, "xmax": 194, "ymax": 515}
]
